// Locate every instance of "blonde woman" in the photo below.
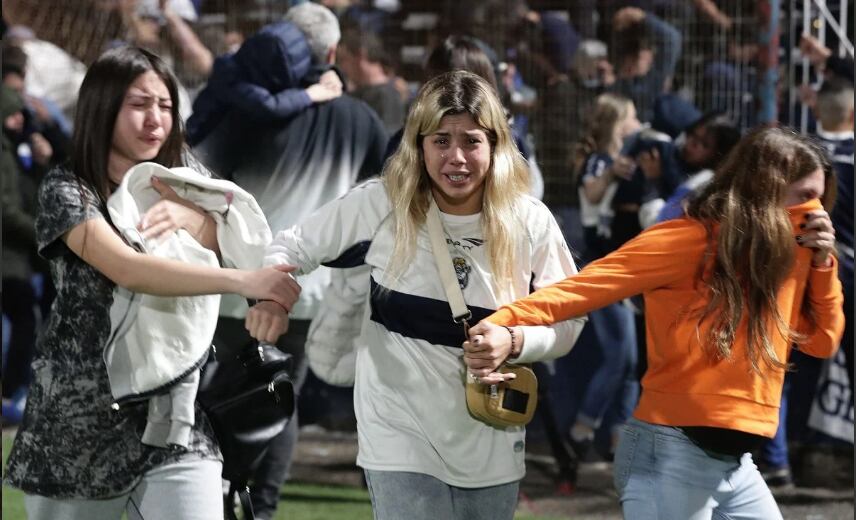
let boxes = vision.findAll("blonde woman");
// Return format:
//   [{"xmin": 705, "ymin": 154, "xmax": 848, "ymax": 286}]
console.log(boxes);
[{"xmin": 245, "ymin": 70, "xmax": 586, "ymax": 519}]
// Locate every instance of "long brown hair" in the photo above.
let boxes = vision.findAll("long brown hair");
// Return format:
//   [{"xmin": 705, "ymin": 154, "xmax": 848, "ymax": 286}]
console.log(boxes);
[
  {"xmin": 572, "ymin": 93, "xmax": 633, "ymax": 178},
  {"xmin": 686, "ymin": 126, "xmax": 835, "ymax": 371}
]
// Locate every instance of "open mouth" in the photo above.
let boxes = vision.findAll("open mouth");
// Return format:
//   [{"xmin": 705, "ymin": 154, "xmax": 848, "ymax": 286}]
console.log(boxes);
[{"xmin": 444, "ymin": 173, "xmax": 470, "ymax": 184}]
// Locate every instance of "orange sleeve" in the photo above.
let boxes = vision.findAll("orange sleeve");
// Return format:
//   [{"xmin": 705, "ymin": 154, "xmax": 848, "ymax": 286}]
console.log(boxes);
[
  {"xmin": 795, "ymin": 257, "xmax": 846, "ymax": 358},
  {"xmin": 489, "ymin": 219, "xmax": 705, "ymax": 326}
]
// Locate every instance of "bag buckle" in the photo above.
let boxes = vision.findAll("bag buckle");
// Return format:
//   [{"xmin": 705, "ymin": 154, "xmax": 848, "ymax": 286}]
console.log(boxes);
[{"xmin": 454, "ymin": 310, "xmax": 472, "ymax": 336}]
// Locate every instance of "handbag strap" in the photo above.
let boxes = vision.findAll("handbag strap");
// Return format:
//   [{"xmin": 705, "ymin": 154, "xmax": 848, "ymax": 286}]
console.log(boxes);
[{"xmin": 425, "ymin": 197, "xmax": 472, "ymax": 326}]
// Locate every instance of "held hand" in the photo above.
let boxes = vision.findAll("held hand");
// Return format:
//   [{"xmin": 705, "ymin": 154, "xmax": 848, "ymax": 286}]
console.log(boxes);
[
  {"xmin": 319, "ymin": 70, "xmax": 343, "ymax": 89},
  {"xmin": 30, "ymin": 133, "xmax": 53, "ymax": 166},
  {"xmin": 239, "ymin": 264, "xmax": 301, "ymax": 312},
  {"xmin": 306, "ymin": 70, "xmax": 343, "ymax": 103},
  {"xmin": 636, "ymin": 149, "xmax": 661, "ymax": 179},
  {"xmin": 799, "ymin": 34, "xmax": 832, "ymax": 68},
  {"xmin": 140, "ymin": 176, "xmax": 211, "ymax": 242},
  {"xmin": 609, "ymin": 156, "xmax": 636, "ymax": 180},
  {"xmin": 797, "ymin": 209, "xmax": 836, "ymax": 267},
  {"xmin": 613, "ymin": 6, "xmax": 645, "ymax": 30},
  {"xmin": 246, "ymin": 300, "xmax": 290, "ymax": 343},
  {"xmin": 464, "ymin": 320, "xmax": 514, "ymax": 378}
]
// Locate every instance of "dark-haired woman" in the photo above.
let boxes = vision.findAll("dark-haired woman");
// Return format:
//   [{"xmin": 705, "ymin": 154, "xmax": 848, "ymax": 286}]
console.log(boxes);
[
  {"xmin": 3, "ymin": 46, "xmax": 300, "ymax": 520},
  {"xmin": 471, "ymin": 127, "xmax": 844, "ymax": 519}
]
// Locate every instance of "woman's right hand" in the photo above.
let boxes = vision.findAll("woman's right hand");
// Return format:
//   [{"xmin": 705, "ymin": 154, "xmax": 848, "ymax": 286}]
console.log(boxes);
[
  {"xmin": 246, "ymin": 300, "xmax": 290, "ymax": 343},
  {"xmin": 609, "ymin": 156, "xmax": 636, "ymax": 180},
  {"xmin": 239, "ymin": 264, "xmax": 302, "ymax": 312}
]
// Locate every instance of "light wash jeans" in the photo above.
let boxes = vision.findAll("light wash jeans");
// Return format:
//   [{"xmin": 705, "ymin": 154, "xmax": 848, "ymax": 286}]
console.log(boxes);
[
  {"xmin": 24, "ymin": 459, "xmax": 223, "ymax": 520},
  {"xmin": 364, "ymin": 470, "xmax": 519, "ymax": 520},
  {"xmin": 613, "ymin": 417, "xmax": 782, "ymax": 520}
]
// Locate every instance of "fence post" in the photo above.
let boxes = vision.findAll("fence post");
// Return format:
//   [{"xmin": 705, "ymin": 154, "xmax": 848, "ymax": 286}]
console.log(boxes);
[{"xmin": 757, "ymin": 0, "xmax": 782, "ymax": 124}]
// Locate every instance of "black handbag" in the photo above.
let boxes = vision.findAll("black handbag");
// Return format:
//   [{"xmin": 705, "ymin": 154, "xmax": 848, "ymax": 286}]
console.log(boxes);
[{"xmin": 197, "ymin": 341, "xmax": 296, "ymax": 520}]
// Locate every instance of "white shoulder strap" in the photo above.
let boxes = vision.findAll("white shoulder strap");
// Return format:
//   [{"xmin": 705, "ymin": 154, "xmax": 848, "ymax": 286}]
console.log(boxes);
[{"xmin": 425, "ymin": 197, "xmax": 472, "ymax": 324}]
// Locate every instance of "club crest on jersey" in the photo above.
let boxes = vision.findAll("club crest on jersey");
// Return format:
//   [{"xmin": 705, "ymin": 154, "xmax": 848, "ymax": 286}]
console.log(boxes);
[{"xmin": 453, "ymin": 257, "xmax": 471, "ymax": 289}]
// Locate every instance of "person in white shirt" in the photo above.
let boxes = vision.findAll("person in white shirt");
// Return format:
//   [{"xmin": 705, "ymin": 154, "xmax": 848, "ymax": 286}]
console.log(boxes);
[{"xmin": 246, "ymin": 70, "xmax": 585, "ymax": 520}]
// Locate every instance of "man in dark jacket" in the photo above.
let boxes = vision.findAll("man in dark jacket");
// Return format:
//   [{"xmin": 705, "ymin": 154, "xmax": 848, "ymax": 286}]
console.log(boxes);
[{"xmin": 193, "ymin": 4, "xmax": 388, "ymax": 519}]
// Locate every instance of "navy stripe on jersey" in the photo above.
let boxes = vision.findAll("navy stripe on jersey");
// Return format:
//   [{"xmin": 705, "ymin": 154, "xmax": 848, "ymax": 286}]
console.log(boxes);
[
  {"xmin": 369, "ymin": 277, "xmax": 495, "ymax": 348},
  {"xmin": 322, "ymin": 240, "xmax": 372, "ymax": 268}
]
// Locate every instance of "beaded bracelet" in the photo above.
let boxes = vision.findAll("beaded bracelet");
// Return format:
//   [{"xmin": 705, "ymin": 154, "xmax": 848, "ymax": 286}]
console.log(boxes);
[{"xmin": 502, "ymin": 325, "xmax": 520, "ymax": 359}]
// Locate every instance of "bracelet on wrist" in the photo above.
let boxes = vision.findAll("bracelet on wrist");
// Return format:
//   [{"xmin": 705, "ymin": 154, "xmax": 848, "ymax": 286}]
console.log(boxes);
[
  {"xmin": 502, "ymin": 326, "xmax": 520, "ymax": 360},
  {"xmin": 261, "ymin": 299, "xmax": 289, "ymax": 314}
]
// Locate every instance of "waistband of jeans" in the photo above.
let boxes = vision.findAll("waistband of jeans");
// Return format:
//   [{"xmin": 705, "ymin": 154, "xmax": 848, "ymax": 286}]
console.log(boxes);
[{"xmin": 625, "ymin": 418, "xmax": 742, "ymax": 461}]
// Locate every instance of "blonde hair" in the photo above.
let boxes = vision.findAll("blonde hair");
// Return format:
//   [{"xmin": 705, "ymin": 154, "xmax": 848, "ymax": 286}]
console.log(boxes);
[
  {"xmin": 572, "ymin": 93, "xmax": 634, "ymax": 176},
  {"xmin": 686, "ymin": 126, "xmax": 835, "ymax": 371},
  {"xmin": 382, "ymin": 70, "xmax": 530, "ymax": 299}
]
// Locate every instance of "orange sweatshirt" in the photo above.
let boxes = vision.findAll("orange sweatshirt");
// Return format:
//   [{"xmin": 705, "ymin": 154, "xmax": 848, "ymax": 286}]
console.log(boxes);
[{"xmin": 489, "ymin": 199, "xmax": 845, "ymax": 437}]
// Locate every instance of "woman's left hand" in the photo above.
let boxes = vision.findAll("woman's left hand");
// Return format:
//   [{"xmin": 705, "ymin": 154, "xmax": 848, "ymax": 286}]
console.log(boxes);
[
  {"xmin": 139, "ymin": 176, "xmax": 212, "ymax": 243},
  {"xmin": 464, "ymin": 320, "xmax": 517, "ymax": 383},
  {"xmin": 636, "ymin": 148, "xmax": 661, "ymax": 180},
  {"xmin": 797, "ymin": 209, "xmax": 836, "ymax": 267}
]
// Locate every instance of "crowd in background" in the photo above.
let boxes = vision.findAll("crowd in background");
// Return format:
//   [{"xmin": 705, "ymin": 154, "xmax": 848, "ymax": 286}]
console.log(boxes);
[{"xmin": 1, "ymin": 0, "xmax": 854, "ymax": 514}]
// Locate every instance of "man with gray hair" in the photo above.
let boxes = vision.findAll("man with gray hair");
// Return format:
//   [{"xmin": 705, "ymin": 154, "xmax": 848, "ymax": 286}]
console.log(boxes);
[{"xmin": 194, "ymin": 3, "xmax": 388, "ymax": 519}]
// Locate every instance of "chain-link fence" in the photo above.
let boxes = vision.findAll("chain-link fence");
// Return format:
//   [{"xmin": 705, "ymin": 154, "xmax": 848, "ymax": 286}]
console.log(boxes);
[{"xmin": 3, "ymin": 0, "xmax": 853, "ymax": 203}]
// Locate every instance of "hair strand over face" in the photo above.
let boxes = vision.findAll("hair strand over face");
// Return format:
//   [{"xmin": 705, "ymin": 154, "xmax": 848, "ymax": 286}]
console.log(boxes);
[
  {"xmin": 685, "ymin": 126, "xmax": 835, "ymax": 371},
  {"xmin": 381, "ymin": 71, "xmax": 530, "ymax": 300}
]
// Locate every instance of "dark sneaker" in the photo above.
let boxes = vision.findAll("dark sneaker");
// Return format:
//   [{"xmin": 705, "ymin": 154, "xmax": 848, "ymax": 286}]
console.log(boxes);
[
  {"xmin": 569, "ymin": 437, "xmax": 604, "ymax": 463},
  {"xmin": 762, "ymin": 466, "xmax": 794, "ymax": 488}
]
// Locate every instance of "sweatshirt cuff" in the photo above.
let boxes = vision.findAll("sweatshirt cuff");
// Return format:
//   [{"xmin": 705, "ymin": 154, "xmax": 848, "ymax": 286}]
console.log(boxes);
[
  {"xmin": 807, "ymin": 255, "xmax": 842, "ymax": 297},
  {"xmin": 512, "ymin": 325, "xmax": 554, "ymax": 363}
]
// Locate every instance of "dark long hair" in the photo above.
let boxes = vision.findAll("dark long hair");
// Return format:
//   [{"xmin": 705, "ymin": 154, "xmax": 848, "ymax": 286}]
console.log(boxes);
[
  {"xmin": 71, "ymin": 46, "xmax": 184, "ymax": 208},
  {"xmin": 686, "ymin": 126, "xmax": 835, "ymax": 371},
  {"xmin": 424, "ymin": 35, "xmax": 498, "ymax": 91},
  {"xmin": 684, "ymin": 111, "xmax": 741, "ymax": 170}
]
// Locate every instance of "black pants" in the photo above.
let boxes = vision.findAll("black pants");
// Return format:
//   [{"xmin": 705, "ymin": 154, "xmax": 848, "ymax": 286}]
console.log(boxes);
[
  {"xmin": 2, "ymin": 278, "xmax": 37, "ymax": 398},
  {"xmin": 213, "ymin": 316, "xmax": 309, "ymax": 520},
  {"xmin": 841, "ymin": 268, "xmax": 854, "ymax": 397}
]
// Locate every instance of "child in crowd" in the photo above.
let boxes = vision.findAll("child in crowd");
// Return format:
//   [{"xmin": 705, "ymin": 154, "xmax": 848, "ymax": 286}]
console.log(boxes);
[
  {"xmin": 567, "ymin": 93, "xmax": 641, "ymax": 460},
  {"xmin": 186, "ymin": 20, "xmax": 342, "ymax": 146}
]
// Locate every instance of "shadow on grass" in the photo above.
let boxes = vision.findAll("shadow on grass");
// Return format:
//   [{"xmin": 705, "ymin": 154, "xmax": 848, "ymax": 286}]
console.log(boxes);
[{"xmin": 279, "ymin": 490, "xmax": 372, "ymax": 505}]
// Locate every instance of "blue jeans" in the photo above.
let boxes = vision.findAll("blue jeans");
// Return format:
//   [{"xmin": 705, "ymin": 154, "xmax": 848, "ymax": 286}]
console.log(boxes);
[
  {"xmin": 760, "ymin": 377, "xmax": 791, "ymax": 469},
  {"xmin": 576, "ymin": 302, "xmax": 639, "ymax": 433},
  {"xmin": 364, "ymin": 470, "xmax": 518, "ymax": 520},
  {"xmin": 614, "ymin": 418, "xmax": 782, "ymax": 520}
]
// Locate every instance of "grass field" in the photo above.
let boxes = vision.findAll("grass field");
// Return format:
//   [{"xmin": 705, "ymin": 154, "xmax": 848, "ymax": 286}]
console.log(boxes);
[{"xmin": 2, "ymin": 430, "xmax": 564, "ymax": 520}]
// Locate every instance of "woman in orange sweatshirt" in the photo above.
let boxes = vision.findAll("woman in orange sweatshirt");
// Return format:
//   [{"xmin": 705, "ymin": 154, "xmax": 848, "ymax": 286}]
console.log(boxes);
[{"xmin": 463, "ymin": 127, "xmax": 845, "ymax": 519}]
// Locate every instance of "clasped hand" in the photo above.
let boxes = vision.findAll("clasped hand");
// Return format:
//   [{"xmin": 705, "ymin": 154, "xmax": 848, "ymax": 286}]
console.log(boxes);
[
  {"xmin": 464, "ymin": 320, "xmax": 517, "ymax": 384},
  {"xmin": 139, "ymin": 175, "xmax": 213, "ymax": 243}
]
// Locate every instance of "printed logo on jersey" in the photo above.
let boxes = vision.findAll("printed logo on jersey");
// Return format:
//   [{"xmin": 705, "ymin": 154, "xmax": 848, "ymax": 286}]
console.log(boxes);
[
  {"xmin": 453, "ymin": 257, "xmax": 471, "ymax": 289},
  {"xmin": 446, "ymin": 237, "xmax": 484, "ymax": 251}
]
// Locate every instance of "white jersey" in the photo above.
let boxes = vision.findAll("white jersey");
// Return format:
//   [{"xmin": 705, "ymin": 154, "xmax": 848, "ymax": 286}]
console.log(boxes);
[{"xmin": 266, "ymin": 179, "xmax": 586, "ymax": 487}]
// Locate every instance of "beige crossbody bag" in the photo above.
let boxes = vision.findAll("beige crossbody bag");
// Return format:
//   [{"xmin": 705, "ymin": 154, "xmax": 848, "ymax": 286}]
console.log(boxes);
[{"xmin": 425, "ymin": 197, "xmax": 538, "ymax": 428}]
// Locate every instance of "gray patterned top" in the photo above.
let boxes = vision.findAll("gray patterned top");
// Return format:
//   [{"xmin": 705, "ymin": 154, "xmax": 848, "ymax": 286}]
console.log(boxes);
[{"xmin": 4, "ymin": 165, "xmax": 220, "ymax": 499}]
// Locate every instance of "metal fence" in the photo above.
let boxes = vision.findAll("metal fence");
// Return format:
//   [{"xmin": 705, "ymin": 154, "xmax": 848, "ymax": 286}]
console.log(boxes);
[{"xmin": 4, "ymin": 0, "xmax": 853, "ymax": 203}]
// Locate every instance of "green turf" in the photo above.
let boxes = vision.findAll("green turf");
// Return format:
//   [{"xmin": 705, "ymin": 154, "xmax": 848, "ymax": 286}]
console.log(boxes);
[{"xmin": 2, "ymin": 430, "xmax": 565, "ymax": 520}]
